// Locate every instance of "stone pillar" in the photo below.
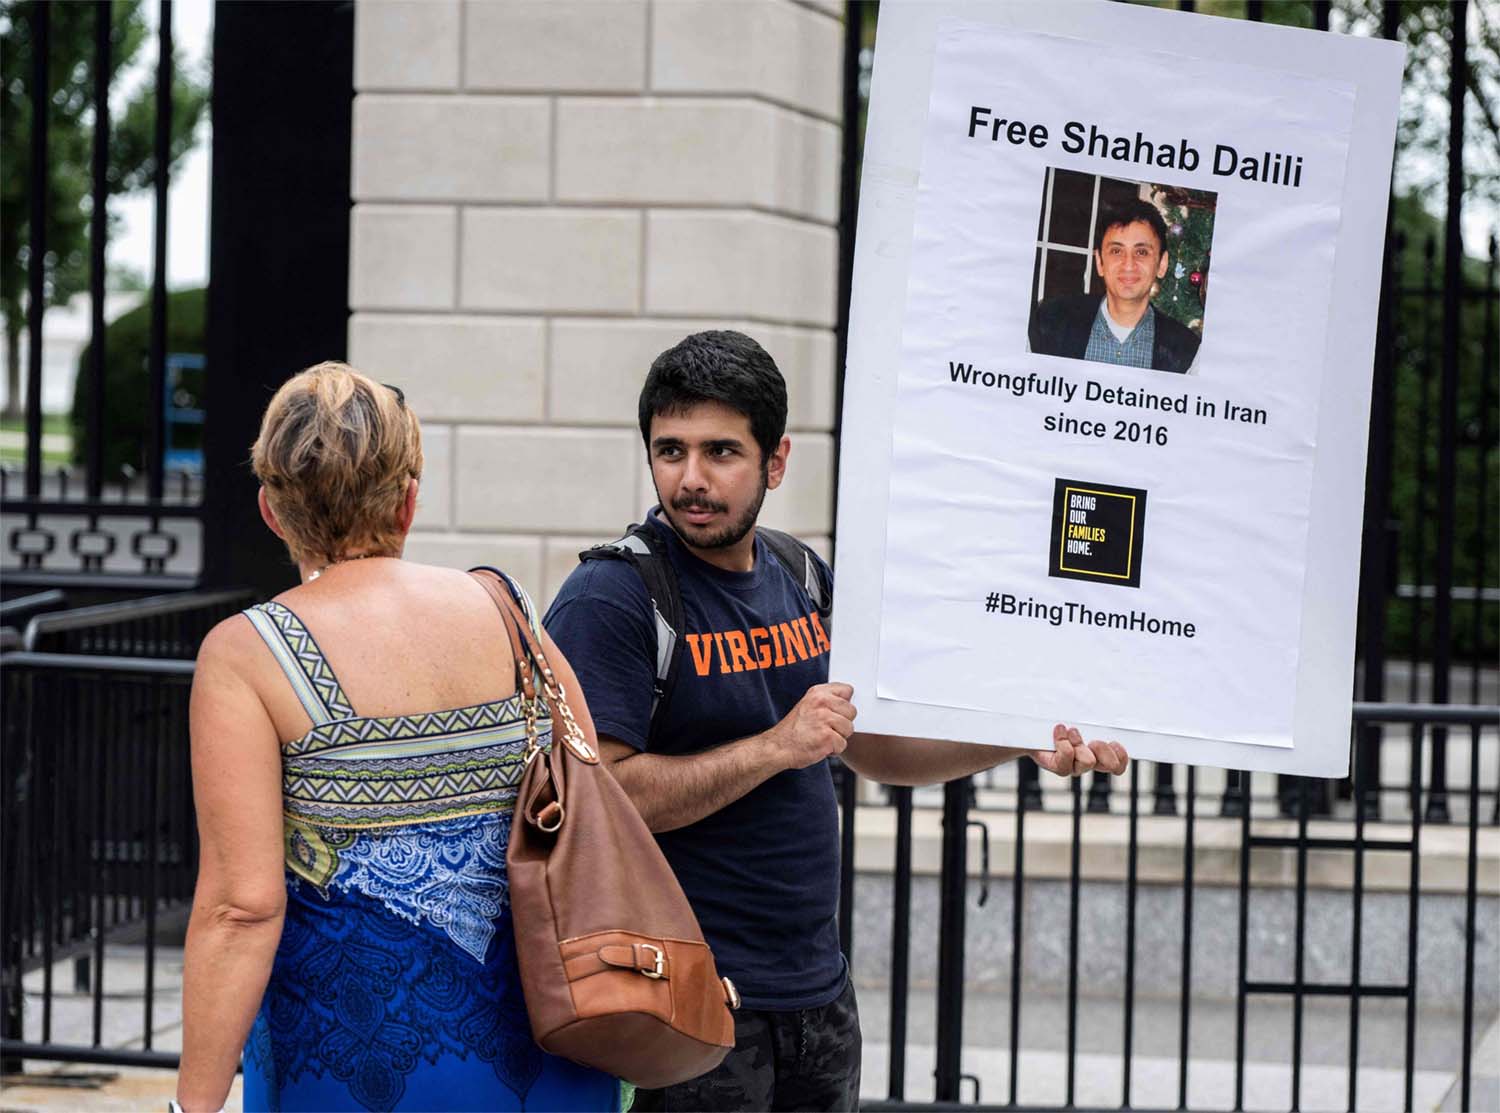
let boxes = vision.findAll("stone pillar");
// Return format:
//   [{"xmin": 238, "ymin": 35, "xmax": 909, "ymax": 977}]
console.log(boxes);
[{"xmin": 348, "ymin": 0, "xmax": 844, "ymax": 604}]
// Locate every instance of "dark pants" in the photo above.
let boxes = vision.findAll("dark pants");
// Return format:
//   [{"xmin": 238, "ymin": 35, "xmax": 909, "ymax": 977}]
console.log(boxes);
[{"xmin": 633, "ymin": 978, "xmax": 861, "ymax": 1112}]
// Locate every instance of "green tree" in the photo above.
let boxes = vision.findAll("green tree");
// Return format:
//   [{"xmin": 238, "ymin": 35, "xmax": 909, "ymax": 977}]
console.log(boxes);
[{"xmin": 0, "ymin": 0, "xmax": 208, "ymax": 418}]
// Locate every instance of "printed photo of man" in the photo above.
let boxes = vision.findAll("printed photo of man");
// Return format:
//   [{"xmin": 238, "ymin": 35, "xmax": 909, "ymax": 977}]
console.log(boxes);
[{"xmin": 1029, "ymin": 198, "xmax": 1201, "ymax": 374}]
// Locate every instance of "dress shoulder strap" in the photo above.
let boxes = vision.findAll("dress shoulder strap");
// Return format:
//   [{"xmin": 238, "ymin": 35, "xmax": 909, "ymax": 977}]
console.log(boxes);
[{"xmin": 242, "ymin": 602, "xmax": 357, "ymax": 725}]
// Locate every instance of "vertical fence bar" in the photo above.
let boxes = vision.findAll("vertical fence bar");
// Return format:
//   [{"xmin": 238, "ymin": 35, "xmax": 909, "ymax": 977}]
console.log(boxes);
[
  {"xmin": 24, "ymin": 2, "xmax": 51, "ymax": 508},
  {"xmin": 1349, "ymin": 726, "xmax": 1367, "ymax": 1112},
  {"xmin": 1019, "ymin": 759, "xmax": 1043, "ymax": 811},
  {"xmin": 1086, "ymin": 769, "xmax": 1111, "ymax": 813},
  {"xmin": 1312, "ymin": 0, "xmax": 1330, "ymax": 31},
  {"xmin": 1007, "ymin": 777, "xmax": 1027, "ymax": 1106},
  {"xmin": 1122, "ymin": 761, "xmax": 1139, "ymax": 1108},
  {"xmin": 1178, "ymin": 766, "xmax": 1196, "ymax": 1110},
  {"xmin": 1, "ymin": 673, "xmax": 29, "ymax": 1066},
  {"xmin": 91, "ymin": 677, "xmax": 111, "ymax": 1045},
  {"xmin": 1234, "ymin": 769, "xmax": 1251, "ymax": 1112},
  {"xmin": 1220, "ymin": 768, "xmax": 1246, "ymax": 817},
  {"xmin": 1358, "ymin": 0, "xmax": 1402, "ymax": 819},
  {"xmin": 88, "ymin": 0, "xmax": 112, "ymax": 502},
  {"xmin": 837, "ymin": 765, "xmax": 856, "ymax": 960},
  {"xmin": 1427, "ymin": 0, "xmax": 1468, "ymax": 825},
  {"xmin": 933, "ymin": 777, "xmax": 970, "ymax": 1102},
  {"xmin": 1411, "ymin": 234, "xmax": 1436, "ymax": 708},
  {"xmin": 38, "ymin": 675, "xmax": 55, "ymax": 1042},
  {"xmin": 1475, "ymin": 239, "xmax": 1497, "ymax": 712},
  {"xmin": 1459, "ymin": 723, "xmax": 1480, "ymax": 1110},
  {"xmin": 1065, "ymin": 777, "xmax": 1082, "ymax": 1108},
  {"xmin": 1153, "ymin": 762, "xmax": 1177, "ymax": 816},
  {"xmin": 1408, "ymin": 237, "xmax": 1435, "ymax": 823},
  {"xmin": 143, "ymin": 678, "xmax": 162, "ymax": 1048},
  {"xmin": 1292, "ymin": 778, "xmax": 1311, "ymax": 1112},
  {"xmin": 887, "ymin": 786, "xmax": 912, "ymax": 1101},
  {"xmin": 1403, "ymin": 726, "xmax": 1424, "ymax": 1111},
  {"xmin": 147, "ymin": 0, "xmax": 175, "ymax": 506}
]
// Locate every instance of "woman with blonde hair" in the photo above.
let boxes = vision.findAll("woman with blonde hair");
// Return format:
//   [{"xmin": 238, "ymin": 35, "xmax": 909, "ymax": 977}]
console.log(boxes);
[{"xmin": 175, "ymin": 362, "xmax": 619, "ymax": 1112}]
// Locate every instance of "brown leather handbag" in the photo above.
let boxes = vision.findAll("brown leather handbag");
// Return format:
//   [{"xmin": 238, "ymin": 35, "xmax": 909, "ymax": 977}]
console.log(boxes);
[{"xmin": 471, "ymin": 571, "xmax": 737, "ymax": 1089}]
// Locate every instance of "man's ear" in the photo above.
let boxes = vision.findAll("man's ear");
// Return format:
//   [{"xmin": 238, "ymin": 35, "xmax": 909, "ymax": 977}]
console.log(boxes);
[
  {"xmin": 1156, "ymin": 250, "xmax": 1171, "ymax": 280},
  {"xmin": 396, "ymin": 477, "xmax": 419, "ymax": 534},
  {"xmin": 765, "ymin": 435, "xmax": 791, "ymax": 492},
  {"xmin": 257, "ymin": 488, "xmax": 287, "ymax": 540},
  {"xmin": 1094, "ymin": 250, "xmax": 1104, "ymax": 276}
]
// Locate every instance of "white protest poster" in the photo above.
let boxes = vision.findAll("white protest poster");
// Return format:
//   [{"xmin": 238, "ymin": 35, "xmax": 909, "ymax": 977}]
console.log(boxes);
[{"xmin": 830, "ymin": 1, "xmax": 1403, "ymax": 776}]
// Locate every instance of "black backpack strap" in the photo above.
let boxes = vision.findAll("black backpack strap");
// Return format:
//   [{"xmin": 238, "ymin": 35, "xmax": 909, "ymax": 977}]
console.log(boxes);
[
  {"xmin": 579, "ymin": 523, "xmax": 685, "ymax": 747},
  {"xmin": 758, "ymin": 527, "xmax": 832, "ymax": 620}
]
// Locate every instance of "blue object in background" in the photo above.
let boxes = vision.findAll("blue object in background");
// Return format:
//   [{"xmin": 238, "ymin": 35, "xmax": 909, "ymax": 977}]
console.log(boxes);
[{"xmin": 163, "ymin": 352, "xmax": 205, "ymax": 472}]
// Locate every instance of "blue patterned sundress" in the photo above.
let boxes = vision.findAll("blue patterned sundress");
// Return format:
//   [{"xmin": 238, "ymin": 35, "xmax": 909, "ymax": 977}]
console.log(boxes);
[{"xmin": 239, "ymin": 575, "xmax": 620, "ymax": 1112}]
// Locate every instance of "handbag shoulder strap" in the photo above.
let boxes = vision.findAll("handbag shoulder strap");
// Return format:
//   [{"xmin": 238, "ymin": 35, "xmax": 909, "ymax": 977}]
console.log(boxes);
[
  {"xmin": 468, "ymin": 569, "xmax": 538, "ymax": 706},
  {"xmin": 468, "ymin": 570, "xmax": 599, "ymax": 766}
]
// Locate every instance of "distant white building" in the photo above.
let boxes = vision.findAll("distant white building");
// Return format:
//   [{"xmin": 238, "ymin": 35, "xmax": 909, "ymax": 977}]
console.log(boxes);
[{"xmin": 1, "ymin": 291, "xmax": 145, "ymax": 415}]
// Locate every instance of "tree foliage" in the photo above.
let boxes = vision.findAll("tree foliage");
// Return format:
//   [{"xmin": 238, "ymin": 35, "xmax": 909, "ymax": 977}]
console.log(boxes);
[{"xmin": 0, "ymin": 0, "xmax": 208, "ymax": 414}]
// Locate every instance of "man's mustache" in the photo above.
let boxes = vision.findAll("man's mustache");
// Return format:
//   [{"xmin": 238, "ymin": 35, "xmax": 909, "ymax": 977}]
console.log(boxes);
[{"xmin": 672, "ymin": 497, "xmax": 728, "ymax": 513}]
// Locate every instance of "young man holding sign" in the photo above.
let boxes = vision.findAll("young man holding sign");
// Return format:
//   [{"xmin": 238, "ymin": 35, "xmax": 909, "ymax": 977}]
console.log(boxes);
[{"xmin": 544, "ymin": 330, "xmax": 1128, "ymax": 1112}]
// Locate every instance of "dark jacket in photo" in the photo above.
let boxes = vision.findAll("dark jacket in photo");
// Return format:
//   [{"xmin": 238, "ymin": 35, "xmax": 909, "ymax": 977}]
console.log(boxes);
[{"xmin": 1029, "ymin": 293, "xmax": 1201, "ymax": 374}]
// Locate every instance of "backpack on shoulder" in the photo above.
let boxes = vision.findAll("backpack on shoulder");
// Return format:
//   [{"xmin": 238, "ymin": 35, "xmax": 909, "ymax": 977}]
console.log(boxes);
[{"xmin": 579, "ymin": 521, "xmax": 832, "ymax": 746}]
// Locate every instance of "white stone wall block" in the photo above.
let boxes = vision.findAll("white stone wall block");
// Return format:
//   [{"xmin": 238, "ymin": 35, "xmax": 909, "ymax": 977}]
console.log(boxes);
[
  {"xmin": 555, "ymin": 99, "xmax": 838, "ymax": 223},
  {"xmin": 752, "ymin": 324, "xmax": 836, "ymax": 431},
  {"xmin": 549, "ymin": 318, "xmax": 733, "ymax": 425},
  {"xmin": 465, "ymin": 0, "xmax": 648, "ymax": 91},
  {"xmin": 403, "ymin": 532, "xmax": 545, "ymax": 593},
  {"xmin": 766, "ymin": 111, "xmax": 840, "ymax": 225},
  {"xmin": 645, "ymin": 212, "xmax": 837, "ymax": 326},
  {"xmin": 353, "ymin": 96, "xmax": 550, "ymax": 202},
  {"xmin": 652, "ymin": 0, "xmax": 843, "ymax": 121},
  {"xmin": 541, "ymin": 534, "xmax": 616, "ymax": 607},
  {"xmin": 350, "ymin": 315, "xmax": 547, "ymax": 422},
  {"xmin": 461, "ymin": 209, "xmax": 642, "ymax": 313},
  {"xmin": 634, "ymin": 454, "xmax": 657, "ymax": 515},
  {"xmin": 456, "ymin": 427, "xmax": 639, "ymax": 532},
  {"xmin": 556, "ymin": 98, "xmax": 762, "ymax": 207},
  {"xmin": 351, "ymin": 206, "xmax": 458, "ymax": 310},
  {"xmin": 356, "ymin": 0, "xmax": 461, "ymax": 91},
  {"xmin": 413, "ymin": 425, "xmax": 454, "ymax": 530},
  {"xmin": 757, "ymin": 430, "xmax": 832, "ymax": 536}
]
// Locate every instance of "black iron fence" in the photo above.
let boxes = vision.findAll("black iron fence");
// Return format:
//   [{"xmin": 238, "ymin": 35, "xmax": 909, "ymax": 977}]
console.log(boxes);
[
  {"xmin": 1, "ymin": 651, "xmax": 196, "ymax": 1070},
  {"xmin": 2, "ymin": 684, "xmax": 1494, "ymax": 1109},
  {"xmin": 18, "ymin": 587, "xmax": 251, "ymax": 657},
  {"xmin": 844, "ymin": 703, "xmax": 1498, "ymax": 1112},
  {"xmin": 1, "ymin": 0, "xmax": 202, "ymax": 592}
]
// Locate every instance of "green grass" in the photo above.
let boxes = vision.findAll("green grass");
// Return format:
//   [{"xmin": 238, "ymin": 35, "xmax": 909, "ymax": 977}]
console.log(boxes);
[
  {"xmin": 0, "ymin": 413, "xmax": 74, "ymax": 466},
  {"xmin": 0, "ymin": 413, "xmax": 70, "ymax": 436}
]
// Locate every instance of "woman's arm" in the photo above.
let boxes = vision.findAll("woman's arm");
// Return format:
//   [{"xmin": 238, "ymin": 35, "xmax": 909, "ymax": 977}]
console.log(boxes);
[{"xmin": 176, "ymin": 618, "xmax": 288, "ymax": 1112}]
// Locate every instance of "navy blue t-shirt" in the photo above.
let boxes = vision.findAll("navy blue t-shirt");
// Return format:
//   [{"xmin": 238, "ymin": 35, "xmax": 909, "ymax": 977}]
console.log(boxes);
[{"xmin": 543, "ymin": 511, "xmax": 843, "ymax": 1010}]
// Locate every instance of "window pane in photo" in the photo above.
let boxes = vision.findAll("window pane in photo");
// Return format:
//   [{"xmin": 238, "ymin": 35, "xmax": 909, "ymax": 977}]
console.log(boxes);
[
  {"xmin": 1043, "ymin": 251, "xmax": 1087, "ymax": 299},
  {"xmin": 1098, "ymin": 177, "xmax": 1143, "ymax": 214},
  {"xmin": 1048, "ymin": 170, "xmax": 1095, "ymax": 247}
]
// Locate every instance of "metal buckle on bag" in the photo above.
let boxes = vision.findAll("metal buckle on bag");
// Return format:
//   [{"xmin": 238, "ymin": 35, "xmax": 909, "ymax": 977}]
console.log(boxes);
[
  {"xmin": 536, "ymin": 801, "xmax": 565, "ymax": 833},
  {"xmin": 639, "ymin": 943, "xmax": 665, "ymax": 979}
]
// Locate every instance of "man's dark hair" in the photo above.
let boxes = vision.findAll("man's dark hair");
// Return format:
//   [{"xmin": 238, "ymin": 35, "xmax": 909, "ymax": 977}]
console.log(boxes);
[
  {"xmin": 638, "ymin": 330, "xmax": 788, "ymax": 462},
  {"xmin": 1093, "ymin": 199, "xmax": 1169, "ymax": 255}
]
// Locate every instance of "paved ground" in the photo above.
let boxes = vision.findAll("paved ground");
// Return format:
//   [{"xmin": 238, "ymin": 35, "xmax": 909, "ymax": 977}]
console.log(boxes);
[
  {"xmin": 1, "ymin": 1066, "xmax": 239, "ymax": 1112},
  {"xmin": 3, "ymin": 944, "xmax": 1494, "ymax": 1111}
]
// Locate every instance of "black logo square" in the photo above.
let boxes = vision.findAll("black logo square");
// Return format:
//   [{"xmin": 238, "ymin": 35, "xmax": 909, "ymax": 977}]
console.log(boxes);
[{"xmin": 1048, "ymin": 478, "xmax": 1147, "ymax": 589}]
